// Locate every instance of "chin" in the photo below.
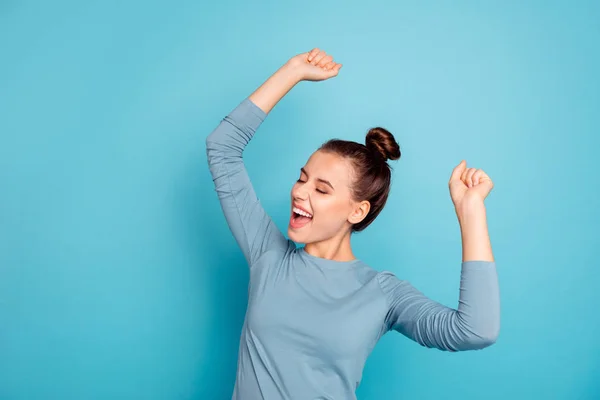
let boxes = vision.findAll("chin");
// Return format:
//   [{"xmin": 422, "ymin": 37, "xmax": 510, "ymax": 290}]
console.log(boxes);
[{"xmin": 287, "ymin": 228, "xmax": 306, "ymax": 244}]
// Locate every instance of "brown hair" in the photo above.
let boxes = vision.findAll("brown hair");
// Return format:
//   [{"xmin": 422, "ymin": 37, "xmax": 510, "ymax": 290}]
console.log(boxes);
[{"xmin": 319, "ymin": 127, "xmax": 401, "ymax": 232}]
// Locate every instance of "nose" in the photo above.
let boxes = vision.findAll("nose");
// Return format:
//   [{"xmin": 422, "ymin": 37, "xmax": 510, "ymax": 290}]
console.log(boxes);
[{"xmin": 292, "ymin": 184, "xmax": 308, "ymax": 201}]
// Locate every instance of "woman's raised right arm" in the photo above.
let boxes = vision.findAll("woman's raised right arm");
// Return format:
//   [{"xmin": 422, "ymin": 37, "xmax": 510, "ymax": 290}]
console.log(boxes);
[{"xmin": 205, "ymin": 49, "xmax": 342, "ymax": 268}]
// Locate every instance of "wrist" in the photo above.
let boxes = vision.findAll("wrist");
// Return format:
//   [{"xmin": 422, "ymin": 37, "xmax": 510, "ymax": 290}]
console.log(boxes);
[
  {"xmin": 455, "ymin": 197, "xmax": 486, "ymax": 223},
  {"xmin": 455, "ymin": 199, "xmax": 493, "ymax": 262},
  {"xmin": 248, "ymin": 62, "xmax": 303, "ymax": 114},
  {"xmin": 280, "ymin": 62, "xmax": 304, "ymax": 84}
]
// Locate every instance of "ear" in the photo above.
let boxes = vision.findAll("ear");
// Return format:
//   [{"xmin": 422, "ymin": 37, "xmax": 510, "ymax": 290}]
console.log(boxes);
[{"xmin": 348, "ymin": 200, "xmax": 370, "ymax": 225}]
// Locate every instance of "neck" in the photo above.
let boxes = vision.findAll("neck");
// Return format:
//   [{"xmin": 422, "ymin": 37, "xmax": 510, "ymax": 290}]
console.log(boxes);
[{"xmin": 304, "ymin": 229, "xmax": 356, "ymax": 262}]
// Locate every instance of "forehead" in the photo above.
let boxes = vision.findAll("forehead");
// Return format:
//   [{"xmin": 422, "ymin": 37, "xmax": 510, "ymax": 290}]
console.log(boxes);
[{"xmin": 303, "ymin": 150, "xmax": 353, "ymax": 186}]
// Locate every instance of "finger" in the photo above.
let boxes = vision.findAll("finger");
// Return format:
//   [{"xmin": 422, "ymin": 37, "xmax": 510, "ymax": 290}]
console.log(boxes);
[
  {"xmin": 311, "ymin": 51, "xmax": 327, "ymax": 66},
  {"xmin": 317, "ymin": 55, "xmax": 333, "ymax": 67},
  {"xmin": 479, "ymin": 173, "xmax": 493, "ymax": 187},
  {"xmin": 461, "ymin": 167, "xmax": 474, "ymax": 186},
  {"xmin": 460, "ymin": 164, "xmax": 470, "ymax": 183},
  {"xmin": 307, "ymin": 48, "xmax": 320, "ymax": 62},
  {"xmin": 311, "ymin": 51, "xmax": 326, "ymax": 65},
  {"xmin": 474, "ymin": 175, "xmax": 494, "ymax": 198},
  {"xmin": 472, "ymin": 169, "xmax": 485, "ymax": 186},
  {"xmin": 324, "ymin": 61, "xmax": 336, "ymax": 70},
  {"xmin": 329, "ymin": 63, "xmax": 343, "ymax": 76},
  {"xmin": 480, "ymin": 177, "xmax": 493, "ymax": 187},
  {"xmin": 450, "ymin": 160, "xmax": 466, "ymax": 182},
  {"xmin": 466, "ymin": 168, "xmax": 477, "ymax": 187}
]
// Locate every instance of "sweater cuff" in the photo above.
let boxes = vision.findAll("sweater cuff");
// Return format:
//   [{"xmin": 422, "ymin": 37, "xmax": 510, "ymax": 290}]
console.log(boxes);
[
  {"xmin": 461, "ymin": 260, "xmax": 496, "ymax": 270},
  {"xmin": 226, "ymin": 97, "xmax": 267, "ymax": 133}
]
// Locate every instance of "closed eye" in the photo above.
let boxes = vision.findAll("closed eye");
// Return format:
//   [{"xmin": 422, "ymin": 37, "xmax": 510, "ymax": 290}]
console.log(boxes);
[{"xmin": 297, "ymin": 179, "xmax": 327, "ymax": 194}]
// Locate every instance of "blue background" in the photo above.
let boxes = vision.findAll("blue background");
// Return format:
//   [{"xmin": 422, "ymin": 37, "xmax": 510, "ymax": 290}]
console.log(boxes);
[{"xmin": 1, "ymin": 1, "xmax": 599, "ymax": 399}]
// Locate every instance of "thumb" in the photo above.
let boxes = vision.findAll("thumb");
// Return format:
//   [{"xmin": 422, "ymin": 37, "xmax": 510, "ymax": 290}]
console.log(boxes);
[{"xmin": 450, "ymin": 160, "xmax": 467, "ymax": 182}]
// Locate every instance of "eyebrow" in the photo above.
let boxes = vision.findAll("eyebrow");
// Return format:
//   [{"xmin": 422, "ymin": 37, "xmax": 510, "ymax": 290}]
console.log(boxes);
[{"xmin": 300, "ymin": 168, "xmax": 335, "ymax": 190}]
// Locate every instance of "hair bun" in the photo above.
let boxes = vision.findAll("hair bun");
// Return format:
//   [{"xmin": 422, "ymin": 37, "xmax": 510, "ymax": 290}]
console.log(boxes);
[{"xmin": 365, "ymin": 127, "xmax": 401, "ymax": 162}]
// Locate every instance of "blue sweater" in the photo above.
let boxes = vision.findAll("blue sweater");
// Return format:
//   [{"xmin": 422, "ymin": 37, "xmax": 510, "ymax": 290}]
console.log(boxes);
[{"xmin": 206, "ymin": 98, "xmax": 500, "ymax": 399}]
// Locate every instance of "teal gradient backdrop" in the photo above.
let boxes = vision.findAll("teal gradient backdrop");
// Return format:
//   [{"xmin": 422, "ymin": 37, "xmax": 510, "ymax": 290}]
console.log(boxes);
[{"xmin": 1, "ymin": 1, "xmax": 599, "ymax": 399}]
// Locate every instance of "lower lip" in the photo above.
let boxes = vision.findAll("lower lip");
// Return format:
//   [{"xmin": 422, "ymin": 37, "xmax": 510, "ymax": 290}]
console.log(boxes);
[{"xmin": 289, "ymin": 213, "xmax": 312, "ymax": 229}]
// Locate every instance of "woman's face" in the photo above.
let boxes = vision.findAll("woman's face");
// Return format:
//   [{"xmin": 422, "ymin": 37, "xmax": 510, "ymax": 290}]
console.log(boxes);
[{"xmin": 287, "ymin": 150, "xmax": 369, "ymax": 244}]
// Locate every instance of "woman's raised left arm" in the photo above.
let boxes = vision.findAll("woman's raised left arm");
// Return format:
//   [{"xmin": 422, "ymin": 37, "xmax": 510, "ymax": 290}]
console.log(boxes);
[{"xmin": 378, "ymin": 161, "xmax": 500, "ymax": 351}]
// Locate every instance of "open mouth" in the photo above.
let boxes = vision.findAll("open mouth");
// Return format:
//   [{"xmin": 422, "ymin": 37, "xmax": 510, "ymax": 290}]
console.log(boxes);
[{"xmin": 289, "ymin": 207, "xmax": 313, "ymax": 229}]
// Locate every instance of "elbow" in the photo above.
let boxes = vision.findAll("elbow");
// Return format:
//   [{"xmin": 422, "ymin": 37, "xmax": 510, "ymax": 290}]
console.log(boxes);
[
  {"xmin": 206, "ymin": 123, "xmax": 226, "ymax": 149},
  {"xmin": 452, "ymin": 314, "xmax": 500, "ymax": 351},
  {"xmin": 205, "ymin": 134, "xmax": 217, "ymax": 149},
  {"xmin": 205, "ymin": 135, "xmax": 225, "ymax": 160},
  {"xmin": 205, "ymin": 136, "xmax": 214, "ymax": 163},
  {"xmin": 461, "ymin": 325, "xmax": 499, "ymax": 351},
  {"xmin": 468, "ymin": 331, "xmax": 498, "ymax": 350}
]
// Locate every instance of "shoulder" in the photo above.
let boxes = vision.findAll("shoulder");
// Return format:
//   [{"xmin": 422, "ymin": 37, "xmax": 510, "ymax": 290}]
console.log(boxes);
[
  {"xmin": 349, "ymin": 263, "xmax": 411, "ymax": 298},
  {"xmin": 376, "ymin": 270, "xmax": 402, "ymax": 291},
  {"xmin": 375, "ymin": 270, "xmax": 419, "ymax": 302},
  {"xmin": 349, "ymin": 260, "xmax": 381, "ymax": 284},
  {"xmin": 252, "ymin": 239, "xmax": 297, "ymax": 268}
]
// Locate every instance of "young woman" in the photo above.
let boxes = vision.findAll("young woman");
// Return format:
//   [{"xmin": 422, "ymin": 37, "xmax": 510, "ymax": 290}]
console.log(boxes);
[{"xmin": 206, "ymin": 48, "xmax": 500, "ymax": 399}]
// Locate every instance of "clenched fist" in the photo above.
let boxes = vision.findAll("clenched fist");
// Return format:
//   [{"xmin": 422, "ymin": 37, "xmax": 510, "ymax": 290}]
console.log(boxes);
[
  {"xmin": 449, "ymin": 160, "xmax": 494, "ymax": 208},
  {"xmin": 286, "ymin": 48, "xmax": 342, "ymax": 82}
]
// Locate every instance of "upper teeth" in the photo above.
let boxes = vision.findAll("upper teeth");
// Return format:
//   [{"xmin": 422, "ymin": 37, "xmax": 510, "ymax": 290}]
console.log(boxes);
[{"xmin": 293, "ymin": 207, "xmax": 312, "ymax": 218}]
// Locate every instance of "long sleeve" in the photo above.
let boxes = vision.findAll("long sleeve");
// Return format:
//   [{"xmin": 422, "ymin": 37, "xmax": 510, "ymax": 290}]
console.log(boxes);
[
  {"xmin": 378, "ymin": 261, "xmax": 500, "ymax": 351},
  {"xmin": 205, "ymin": 98, "xmax": 289, "ymax": 267}
]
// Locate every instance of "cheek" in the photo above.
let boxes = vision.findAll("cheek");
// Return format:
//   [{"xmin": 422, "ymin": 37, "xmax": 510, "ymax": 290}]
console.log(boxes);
[{"xmin": 314, "ymin": 196, "xmax": 348, "ymax": 224}]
